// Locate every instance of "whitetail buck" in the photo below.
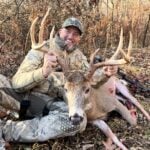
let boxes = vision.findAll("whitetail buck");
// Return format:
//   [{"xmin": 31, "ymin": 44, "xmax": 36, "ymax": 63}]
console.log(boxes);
[
  {"xmin": 30, "ymin": 8, "xmax": 150, "ymax": 150},
  {"xmin": 57, "ymin": 30, "xmax": 150, "ymax": 150}
]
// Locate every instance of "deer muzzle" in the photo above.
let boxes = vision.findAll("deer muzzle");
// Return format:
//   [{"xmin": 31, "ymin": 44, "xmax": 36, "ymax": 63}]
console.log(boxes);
[{"xmin": 69, "ymin": 113, "xmax": 84, "ymax": 125}]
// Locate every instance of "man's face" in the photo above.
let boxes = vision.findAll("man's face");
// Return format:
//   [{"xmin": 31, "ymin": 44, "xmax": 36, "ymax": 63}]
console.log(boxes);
[{"xmin": 59, "ymin": 26, "xmax": 81, "ymax": 51}]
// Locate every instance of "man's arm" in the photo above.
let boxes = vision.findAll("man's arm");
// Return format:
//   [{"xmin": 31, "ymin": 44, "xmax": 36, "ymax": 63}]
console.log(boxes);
[
  {"xmin": 12, "ymin": 49, "xmax": 45, "ymax": 92},
  {"xmin": 12, "ymin": 49, "xmax": 58, "ymax": 92}
]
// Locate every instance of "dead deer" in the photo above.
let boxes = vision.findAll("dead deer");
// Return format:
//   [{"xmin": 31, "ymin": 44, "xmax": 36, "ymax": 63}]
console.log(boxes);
[
  {"xmin": 30, "ymin": 8, "xmax": 150, "ymax": 150},
  {"xmin": 57, "ymin": 29, "xmax": 150, "ymax": 150}
]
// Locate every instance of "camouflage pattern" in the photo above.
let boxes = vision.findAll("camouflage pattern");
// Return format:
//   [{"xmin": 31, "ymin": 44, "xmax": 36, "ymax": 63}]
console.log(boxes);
[
  {"xmin": 0, "ymin": 119, "xmax": 5, "ymax": 150},
  {"xmin": 1, "ymin": 101, "xmax": 87, "ymax": 143},
  {"xmin": 0, "ymin": 74, "xmax": 20, "ymax": 118},
  {"xmin": 62, "ymin": 17, "xmax": 83, "ymax": 34}
]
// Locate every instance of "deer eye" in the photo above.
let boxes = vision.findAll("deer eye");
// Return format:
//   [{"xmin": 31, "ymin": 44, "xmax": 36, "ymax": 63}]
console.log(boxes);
[{"xmin": 85, "ymin": 88, "xmax": 90, "ymax": 94}]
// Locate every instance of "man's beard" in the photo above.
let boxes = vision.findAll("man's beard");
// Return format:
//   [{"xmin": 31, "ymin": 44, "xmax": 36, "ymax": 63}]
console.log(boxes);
[{"xmin": 55, "ymin": 34, "xmax": 77, "ymax": 52}]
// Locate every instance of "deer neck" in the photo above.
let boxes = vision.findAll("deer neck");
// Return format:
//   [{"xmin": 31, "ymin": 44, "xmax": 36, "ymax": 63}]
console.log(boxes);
[
  {"xmin": 84, "ymin": 88, "xmax": 98, "ymax": 118},
  {"xmin": 84, "ymin": 82, "xmax": 115, "ymax": 121}
]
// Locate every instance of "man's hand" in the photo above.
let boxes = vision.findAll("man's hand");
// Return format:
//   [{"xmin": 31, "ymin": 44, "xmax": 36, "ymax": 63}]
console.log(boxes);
[
  {"xmin": 103, "ymin": 66, "xmax": 118, "ymax": 77},
  {"xmin": 42, "ymin": 52, "xmax": 58, "ymax": 78}
]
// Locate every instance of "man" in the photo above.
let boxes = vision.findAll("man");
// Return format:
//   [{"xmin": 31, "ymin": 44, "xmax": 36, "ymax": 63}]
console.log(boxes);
[{"xmin": 0, "ymin": 17, "xmax": 117, "ymax": 149}]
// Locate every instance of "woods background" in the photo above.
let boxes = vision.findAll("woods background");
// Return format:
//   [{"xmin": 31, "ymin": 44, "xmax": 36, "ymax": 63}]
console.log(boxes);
[{"xmin": 0, "ymin": 0, "xmax": 150, "ymax": 76}]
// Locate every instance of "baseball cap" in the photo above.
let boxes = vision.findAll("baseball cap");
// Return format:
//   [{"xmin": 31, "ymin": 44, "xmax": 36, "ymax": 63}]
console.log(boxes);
[{"xmin": 62, "ymin": 17, "xmax": 83, "ymax": 35}]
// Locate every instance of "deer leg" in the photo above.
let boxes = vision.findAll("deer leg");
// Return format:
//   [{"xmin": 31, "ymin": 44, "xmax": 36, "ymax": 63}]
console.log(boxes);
[
  {"xmin": 116, "ymin": 80, "xmax": 150, "ymax": 121},
  {"xmin": 115, "ymin": 100, "xmax": 137, "ymax": 126},
  {"xmin": 92, "ymin": 119, "xmax": 128, "ymax": 150}
]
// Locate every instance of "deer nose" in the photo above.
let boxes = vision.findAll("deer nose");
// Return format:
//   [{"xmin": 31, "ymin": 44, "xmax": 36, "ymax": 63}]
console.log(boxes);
[{"xmin": 69, "ymin": 113, "xmax": 83, "ymax": 125}]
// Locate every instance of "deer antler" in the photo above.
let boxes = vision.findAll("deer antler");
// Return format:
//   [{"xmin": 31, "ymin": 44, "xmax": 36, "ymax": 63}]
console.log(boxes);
[
  {"xmin": 110, "ymin": 28, "xmax": 123, "ymax": 60},
  {"xmin": 30, "ymin": 7, "xmax": 55, "ymax": 53},
  {"xmin": 126, "ymin": 31, "xmax": 133, "ymax": 61},
  {"xmin": 111, "ymin": 28, "xmax": 133, "ymax": 62},
  {"xmin": 86, "ymin": 29, "xmax": 133, "ymax": 79},
  {"xmin": 57, "ymin": 51, "xmax": 70, "ymax": 76}
]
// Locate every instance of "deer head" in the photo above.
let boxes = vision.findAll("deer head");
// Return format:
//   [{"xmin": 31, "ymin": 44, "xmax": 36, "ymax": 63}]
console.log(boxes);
[
  {"xmin": 58, "ymin": 29, "xmax": 133, "ymax": 125},
  {"xmin": 64, "ymin": 71, "xmax": 91, "ymax": 125}
]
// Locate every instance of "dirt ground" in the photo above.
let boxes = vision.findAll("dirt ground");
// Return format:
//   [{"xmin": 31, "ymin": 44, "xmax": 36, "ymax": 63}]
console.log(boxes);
[{"xmin": 0, "ymin": 48, "xmax": 150, "ymax": 150}]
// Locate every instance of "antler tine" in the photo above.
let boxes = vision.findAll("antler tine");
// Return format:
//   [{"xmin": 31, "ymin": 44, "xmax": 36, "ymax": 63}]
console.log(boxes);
[
  {"xmin": 50, "ymin": 26, "xmax": 55, "ymax": 40},
  {"xmin": 86, "ymin": 49, "xmax": 100, "ymax": 79},
  {"xmin": 118, "ymin": 31, "xmax": 133, "ymax": 62},
  {"xmin": 30, "ymin": 8, "xmax": 52, "ymax": 51},
  {"xmin": 39, "ymin": 7, "xmax": 51, "ymax": 44},
  {"xmin": 89, "ymin": 48, "xmax": 100, "ymax": 65},
  {"xmin": 49, "ymin": 26, "xmax": 55, "ymax": 50},
  {"xmin": 127, "ymin": 31, "xmax": 132, "ymax": 58},
  {"xmin": 30, "ymin": 17, "xmax": 39, "ymax": 48},
  {"xmin": 110, "ymin": 28, "xmax": 123, "ymax": 60}
]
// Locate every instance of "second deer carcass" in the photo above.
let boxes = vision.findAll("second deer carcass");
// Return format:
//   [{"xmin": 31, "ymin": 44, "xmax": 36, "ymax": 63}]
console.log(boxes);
[{"xmin": 58, "ymin": 29, "xmax": 150, "ymax": 150}]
